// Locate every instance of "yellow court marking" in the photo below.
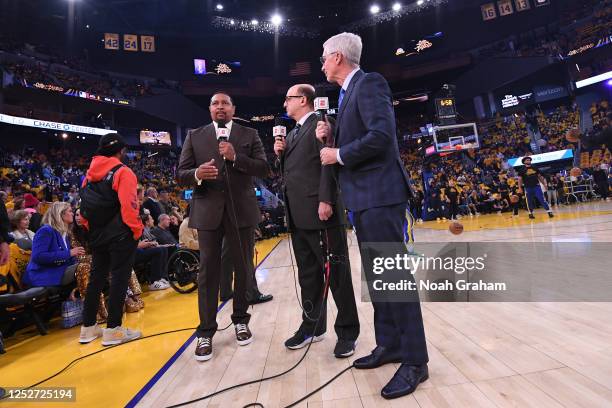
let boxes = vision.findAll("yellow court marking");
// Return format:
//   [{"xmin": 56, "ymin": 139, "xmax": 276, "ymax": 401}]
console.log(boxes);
[
  {"xmin": 0, "ymin": 237, "xmax": 283, "ymax": 408},
  {"xmin": 420, "ymin": 210, "xmax": 612, "ymax": 232}
]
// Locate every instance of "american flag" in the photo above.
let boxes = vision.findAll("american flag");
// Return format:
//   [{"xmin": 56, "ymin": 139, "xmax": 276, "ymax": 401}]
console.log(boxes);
[{"xmin": 289, "ymin": 61, "xmax": 311, "ymax": 77}]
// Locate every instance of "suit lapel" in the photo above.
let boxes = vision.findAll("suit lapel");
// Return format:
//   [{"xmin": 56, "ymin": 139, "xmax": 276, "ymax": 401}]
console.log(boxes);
[
  {"xmin": 337, "ymin": 70, "xmax": 364, "ymax": 122},
  {"xmin": 204, "ymin": 124, "xmax": 224, "ymax": 167},
  {"xmin": 286, "ymin": 114, "xmax": 316, "ymax": 157},
  {"xmin": 56, "ymin": 230, "xmax": 67, "ymax": 251},
  {"xmin": 334, "ymin": 70, "xmax": 364, "ymax": 146}
]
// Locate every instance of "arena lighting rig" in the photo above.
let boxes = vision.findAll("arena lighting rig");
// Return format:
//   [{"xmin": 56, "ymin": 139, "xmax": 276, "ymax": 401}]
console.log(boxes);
[
  {"xmin": 341, "ymin": 0, "xmax": 448, "ymax": 32},
  {"xmin": 212, "ymin": 0, "xmax": 448, "ymax": 37},
  {"xmin": 211, "ymin": 16, "xmax": 319, "ymax": 38}
]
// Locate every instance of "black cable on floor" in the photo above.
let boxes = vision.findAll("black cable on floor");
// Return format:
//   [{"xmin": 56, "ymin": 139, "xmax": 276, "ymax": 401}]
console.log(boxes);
[
  {"xmin": 0, "ymin": 326, "xmax": 198, "ymax": 401},
  {"xmin": 0, "ymin": 315, "xmax": 242, "ymax": 402}
]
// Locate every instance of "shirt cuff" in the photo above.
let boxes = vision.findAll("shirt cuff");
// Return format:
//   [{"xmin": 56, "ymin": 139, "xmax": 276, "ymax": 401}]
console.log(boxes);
[
  {"xmin": 194, "ymin": 169, "xmax": 202, "ymax": 186},
  {"xmin": 336, "ymin": 149, "xmax": 344, "ymax": 166}
]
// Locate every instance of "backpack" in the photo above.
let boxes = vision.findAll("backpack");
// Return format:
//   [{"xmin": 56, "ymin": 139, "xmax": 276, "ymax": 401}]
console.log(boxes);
[{"xmin": 80, "ymin": 164, "xmax": 124, "ymax": 228}]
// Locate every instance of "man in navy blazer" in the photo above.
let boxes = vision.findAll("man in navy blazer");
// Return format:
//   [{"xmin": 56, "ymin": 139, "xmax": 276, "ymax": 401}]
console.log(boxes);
[{"xmin": 316, "ymin": 32, "xmax": 429, "ymax": 400}]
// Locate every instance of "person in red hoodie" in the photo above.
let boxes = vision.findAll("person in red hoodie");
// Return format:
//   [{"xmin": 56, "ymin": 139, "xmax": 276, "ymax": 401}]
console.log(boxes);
[{"xmin": 78, "ymin": 133, "xmax": 144, "ymax": 346}]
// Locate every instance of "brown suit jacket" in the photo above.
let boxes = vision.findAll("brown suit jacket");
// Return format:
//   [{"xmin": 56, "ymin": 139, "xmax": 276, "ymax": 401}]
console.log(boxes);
[{"xmin": 177, "ymin": 122, "xmax": 270, "ymax": 230}]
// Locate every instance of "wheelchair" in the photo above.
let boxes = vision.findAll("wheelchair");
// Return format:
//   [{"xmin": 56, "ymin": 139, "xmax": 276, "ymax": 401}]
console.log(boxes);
[{"xmin": 167, "ymin": 248, "xmax": 199, "ymax": 294}]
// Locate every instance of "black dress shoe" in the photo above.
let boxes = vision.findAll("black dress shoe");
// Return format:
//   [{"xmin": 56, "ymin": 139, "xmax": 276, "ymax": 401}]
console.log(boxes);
[
  {"xmin": 220, "ymin": 292, "xmax": 233, "ymax": 302},
  {"xmin": 353, "ymin": 346, "xmax": 402, "ymax": 369},
  {"xmin": 249, "ymin": 293, "xmax": 273, "ymax": 305},
  {"xmin": 381, "ymin": 364, "xmax": 428, "ymax": 400}
]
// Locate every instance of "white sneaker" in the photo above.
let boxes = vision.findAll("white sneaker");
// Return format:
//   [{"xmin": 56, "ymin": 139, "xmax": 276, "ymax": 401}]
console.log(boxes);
[
  {"xmin": 149, "ymin": 280, "xmax": 170, "ymax": 291},
  {"xmin": 160, "ymin": 278, "xmax": 169, "ymax": 285},
  {"xmin": 79, "ymin": 324, "xmax": 103, "ymax": 344},
  {"xmin": 102, "ymin": 326, "xmax": 142, "ymax": 346}
]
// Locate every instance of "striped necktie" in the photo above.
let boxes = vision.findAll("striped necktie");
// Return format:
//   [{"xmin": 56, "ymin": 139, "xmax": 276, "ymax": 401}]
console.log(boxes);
[{"xmin": 288, "ymin": 123, "xmax": 301, "ymax": 147}]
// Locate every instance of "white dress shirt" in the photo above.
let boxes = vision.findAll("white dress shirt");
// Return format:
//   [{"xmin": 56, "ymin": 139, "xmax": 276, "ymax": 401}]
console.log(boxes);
[
  {"xmin": 195, "ymin": 120, "xmax": 235, "ymax": 185},
  {"xmin": 297, "ymin": 111, "xmax": 316, "ymax": 126}
]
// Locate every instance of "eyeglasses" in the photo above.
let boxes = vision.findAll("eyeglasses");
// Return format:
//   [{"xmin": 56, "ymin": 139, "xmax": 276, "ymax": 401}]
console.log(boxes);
[
  {"xmin": 284, "ymin": 95, "xmax": 305, "ymax": 102},
  {"xmin": 319, "ymin": 51, "xmax": 339, "ymax": 65}
]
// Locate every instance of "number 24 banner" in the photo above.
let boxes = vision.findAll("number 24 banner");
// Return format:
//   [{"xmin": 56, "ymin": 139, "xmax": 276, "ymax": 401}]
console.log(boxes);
[{"xmin": 123, "ymin": 34, "xmax": 138, "ymax": 52}]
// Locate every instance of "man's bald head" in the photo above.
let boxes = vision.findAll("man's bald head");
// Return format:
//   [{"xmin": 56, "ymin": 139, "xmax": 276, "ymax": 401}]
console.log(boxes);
[
  {"xmin": 284, "ymin": 84, "xmax": 316, "ymax": 121},
  {"xmin": 294, "ymin": 84, "xmax": 315, "ymax": 107}
]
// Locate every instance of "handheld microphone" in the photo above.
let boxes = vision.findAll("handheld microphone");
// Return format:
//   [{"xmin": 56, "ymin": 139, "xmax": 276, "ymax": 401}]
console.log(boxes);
[
  {"xmin": 315, "ymin": 87, "xmax": 333, "ymax": 146},
  {"xmin": 216, "ymin": 120, "xmax": 229, "ymax": 143},
  {"xmin": 273, "ymin": 117, "xmax": 287, "ymax": 140},
  {"xmin": 314, "ymin": 88, "xmax": 329, "ymax": 122},
  {"xmin": 216, "ymin": 120, "xmax": 230, "ymax": 161}
]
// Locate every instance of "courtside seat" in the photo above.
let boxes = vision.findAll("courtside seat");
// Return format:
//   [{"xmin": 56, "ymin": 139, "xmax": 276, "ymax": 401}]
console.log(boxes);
[{"xmin": 0, "ymin": 273, "xmax": 50, "ymax": 338}]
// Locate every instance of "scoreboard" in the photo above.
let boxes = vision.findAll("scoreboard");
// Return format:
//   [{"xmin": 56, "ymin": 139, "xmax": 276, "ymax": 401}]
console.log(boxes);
[{"xmin": 435, "ymin": 97, "xmax": 457, "ymax": 123}]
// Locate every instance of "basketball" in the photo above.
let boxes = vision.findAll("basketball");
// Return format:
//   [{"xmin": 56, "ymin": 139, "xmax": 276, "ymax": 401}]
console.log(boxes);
[
  {"xmin": 510, "ymin": 194, "xmax": 519, "ymax": 204},
  {"xmin": 566, "ymin": 128, "xmax": 581, "ymax": 143},
  {"xmin": 449, "ymin": 222, "xmax": 464, "ymax": 235},
  {"xmin": 570, "ymin": 167, "xmax": 582, "ymax": 177}
]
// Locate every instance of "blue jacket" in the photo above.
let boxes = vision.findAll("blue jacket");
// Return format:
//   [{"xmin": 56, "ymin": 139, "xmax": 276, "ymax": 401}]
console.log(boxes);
[
  {"xmin": 23, "ymin": 225, "xmax": 75, "ymax": 287},
  {"xmin": 334, "ymin": 69, "xmax": 412, "ymax": 211}
]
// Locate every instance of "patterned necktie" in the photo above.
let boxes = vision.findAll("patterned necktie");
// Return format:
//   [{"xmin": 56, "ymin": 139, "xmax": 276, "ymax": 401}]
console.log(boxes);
[
  {"xmin": 338, "ymin": 88, "xmax": 346, "ymax": 108},
  {"xmin": 289, "ymin": 123, "xmax": 301, "ymax": 147}
]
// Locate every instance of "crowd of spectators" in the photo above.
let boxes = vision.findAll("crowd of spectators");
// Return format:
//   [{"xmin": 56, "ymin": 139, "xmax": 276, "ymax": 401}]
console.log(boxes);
[
  {"xmin": 397, "ymin": 101, "xmax": 610, "ymax": 221},
  {"xmin": 0, "ymin": 96, "xmax": 610, "ymax": 347}
]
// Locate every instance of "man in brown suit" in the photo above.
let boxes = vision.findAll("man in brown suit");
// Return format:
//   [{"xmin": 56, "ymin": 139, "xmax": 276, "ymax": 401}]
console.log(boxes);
[{"xmin": 177, "ymin": 91, "xmax": 270, "ymax": 361}]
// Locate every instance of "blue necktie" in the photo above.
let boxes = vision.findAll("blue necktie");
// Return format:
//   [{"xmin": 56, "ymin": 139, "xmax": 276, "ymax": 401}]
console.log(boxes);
[{"xmin": 338, "ymin": 88, "xmax": 346, "ymax": 108}]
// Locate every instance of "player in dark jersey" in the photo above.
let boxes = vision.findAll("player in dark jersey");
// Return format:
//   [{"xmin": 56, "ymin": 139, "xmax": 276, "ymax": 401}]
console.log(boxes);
[
  {"xmin": 509, "ymin": 184, "xmax": 522, "ymax": 217},
  {"xmin": 517, "ymin": 156, "xmax": 554, "ymax": 219},
  {"xmin": 444, "ymin": 180, "xmax": 460, "ymax": 221}
]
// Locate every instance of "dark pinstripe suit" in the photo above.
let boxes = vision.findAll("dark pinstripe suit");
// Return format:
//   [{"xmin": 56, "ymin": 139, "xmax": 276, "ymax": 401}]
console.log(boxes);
[{"xmin": 333, "ymin": 69, "xmax": 428, "ymax": 365}]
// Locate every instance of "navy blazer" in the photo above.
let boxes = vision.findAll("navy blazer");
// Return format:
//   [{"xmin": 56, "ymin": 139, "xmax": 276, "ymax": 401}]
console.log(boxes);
[
  {"xmin": 334, "ymin": 69, "xmax": 413, "ymax": 212},
  {"xmin": 23, "ymin": 225, "xmax": 75, "ymax": 287}
]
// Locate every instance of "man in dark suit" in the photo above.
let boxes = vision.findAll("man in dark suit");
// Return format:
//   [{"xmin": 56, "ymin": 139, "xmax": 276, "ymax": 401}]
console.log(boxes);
[
  {"xmin": 316, "ymin": 33, "xmax": 429, "ymax": 399},
  {"xmin": 177, "ymin": 91, "xmax": 270, "ymax": 362},
  {"xmin": 274, "ymin": 84, "xmax": 359, "ymax": 357}
]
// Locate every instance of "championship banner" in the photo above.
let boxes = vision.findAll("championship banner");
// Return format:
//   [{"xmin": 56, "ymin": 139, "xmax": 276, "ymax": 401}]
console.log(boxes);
[
  {"xmin": 0, "ymin": 113, "xmax": 113, "ymax": 136},
  {"xmin": 481, "ymin": 3, "xmax": 497, "ymax": 21}
]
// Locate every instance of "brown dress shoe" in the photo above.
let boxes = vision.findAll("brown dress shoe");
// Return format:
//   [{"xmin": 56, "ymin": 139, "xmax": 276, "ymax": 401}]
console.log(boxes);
[
  {"xmin": 235, "ymin": 324, "xmax": 253, "ymax": 346},
  {"xmin": 195, "ymin": 337, "xmax": 213, "ymax": 361}
]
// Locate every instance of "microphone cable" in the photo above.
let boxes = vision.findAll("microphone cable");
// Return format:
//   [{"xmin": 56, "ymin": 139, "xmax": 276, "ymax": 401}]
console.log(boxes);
[
  {"xmin": 165, "ymin": 230, "xmax": 355, "ymax": 408},
  {"xmin": 275, "ymin": 126, "xmax": 318, "ymax": 322},
  {"xmin": 2, "ymin": 130, "xmax": 356, "ymax": 407}
]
